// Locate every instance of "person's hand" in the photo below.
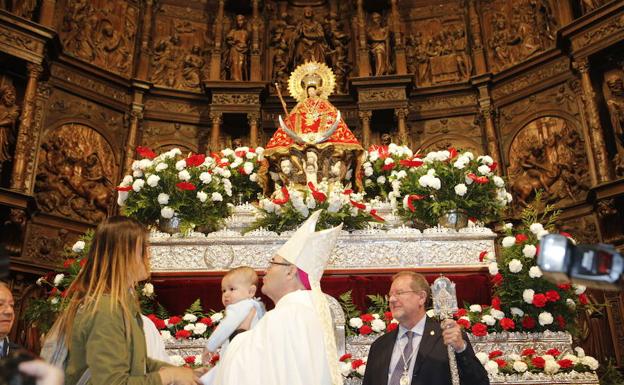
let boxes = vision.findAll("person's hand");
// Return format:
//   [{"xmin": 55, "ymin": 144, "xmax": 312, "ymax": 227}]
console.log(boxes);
[
  {"xmin": 201, "ymin": 348, "xmax": 216, "ymax": 368},
  {"xmin": 441, "ymin": 318, "xmax": 466, "ymax": 353},
  {"xmin": 159, "ymin": 366, "xmax": 201, "ymax": 385},
  {"xmin": 18, "ymin": 360, "xmax": 64, "ymax": 385},
  {"xmin": 238, "ymin": 307, "xmax": 256, "ymax": 331}
]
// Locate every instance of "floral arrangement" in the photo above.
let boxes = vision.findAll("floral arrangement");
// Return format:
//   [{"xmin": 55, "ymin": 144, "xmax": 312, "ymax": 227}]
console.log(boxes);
[
  {"xmin": 247, "ymin": 181, "xmax": 384, "ymax": 234},
  {"xmin": 347, "ymin": 311, "xmax": 397, "ymax": 336},
  {"xmin": 394, "ymin": 148, "xmax": 511, "ymax": 226},
  {"xmin": 146, "ymin": 299, "xmax": 224, "ymax": 341},
  {"xmin": 117, "ymin": 147, "xmax": 233, "ymax": 234},
  {"xmin": 169, "ymin": 353, "xmax": 219, "ymax": 368},
  {"xmin": 476, "ymin": 347, "xmax": 599, "ymax": 376},
  {"xmin": 339, "ymin": 354, "xmax": 367, "ymax": 379},
  {"xmin": 211, "ymin": 146, "xmax": 264, "ymax": 204},
  {"xmin": 457, "ymin": 203, "xmax": 588, "ymax": 336},
  {"xmin": 362, "ymin": 143, "xmax": 414, "ymax": 200}
]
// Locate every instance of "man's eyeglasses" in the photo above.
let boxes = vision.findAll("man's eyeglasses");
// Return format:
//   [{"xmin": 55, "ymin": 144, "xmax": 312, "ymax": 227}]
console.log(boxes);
[
  {"xmin": 388, "ymin": 290, "xmax": 419, "ymax": 298},
  {"xmin": 267, "ymin": 260, "xmax": 292, "ymax": 268}
]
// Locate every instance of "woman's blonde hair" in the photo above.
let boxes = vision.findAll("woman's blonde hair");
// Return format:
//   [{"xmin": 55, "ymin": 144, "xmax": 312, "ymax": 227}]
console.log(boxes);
[{"xmin": 58, "ymin": 216, "xmax": 149, "ymax": 341}]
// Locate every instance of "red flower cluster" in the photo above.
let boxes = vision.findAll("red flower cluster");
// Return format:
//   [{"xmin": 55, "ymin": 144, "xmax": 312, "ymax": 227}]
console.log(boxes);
[
  {"xmin": 522, "ymin": 316, "xmax": 536, "ymax": 329},
  {"xmin": 532, "ymin": 293, "xmax": 547, "ymax": 308},
  {"xmin": 136, "ymin": 146, "xmax": 157, "ymax": 159},
  {"xmin": 531, "ymin": 357, "xmax": 546, "ymax": 368},
  {"xmin": 351, "ymin": 359, "xmax": 365, "ymax": 370},
  {"xmin": 471, "ymin": 323, "xmax": 488, "ymax": 337},
  {"xmin": 175, "ymin": 330, "xmax": 191, "ymax": 339},
  {"xmin": 186, "ymin": 154, "xmax": 206, "ymax": 167},
  {"xmin": 499, "ymin": 317, "xmax": 515, "ymax": 330},
  {"xmin": 489, "ymin": 350, "xmax": 503, "ymax": 359},
  {"xmin": 146, "ymin": 314, "xmax": 166, "ymax": 330},
  {"xmin": 168, "ymin": 316, "xmax": 182, "ymax": 325},
  {"xmin": 176, "ymin": 182, "xmax": 196, "ymax": 191}
]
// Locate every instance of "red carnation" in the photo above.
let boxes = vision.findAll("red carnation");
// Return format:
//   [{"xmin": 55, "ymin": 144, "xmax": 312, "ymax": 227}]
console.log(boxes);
[
  {"xmin": 115, "ymin": 185, "xmax": 132, "ymax": 192},
  {"xmin": 350, "ymin": 200, "xmax": 366, "ymax": 210},
  {"xmin": 557, "ymin": 283, "xmax": 572, "ymax": 291},
  {"xmin": 532, "ymin": 293, "xmax": 547, "ymax": 308},
  {"xmin": 168, "ymin": 316, "xmax": 182, "ymax": 325},
  {"xmin": 146, "ymin": 314, "xmax": 158, "ymax": 321},
  {"xmin": 494, "ymin": 359, "xmax": 507, "ymax": 368},
  {"xmin": 308, "ymin": 182, "xmax": 327, "ymax": 203},
  {"xmin": 457, "ymin": 318, "xmax": 471, "ymax": 329},
  {"xmin": 61, "ymin": 289, "xmax": 69, "ymax": 298},
  {"xmin": 63, "ymin": 259, "xmax": 76, "ymax": 269},
  {"xmin": 176, "ymin": 182, "xmax": 196, "ymax": 191},
  {"xmin": 515, "ymin": 233, "xmax": 528, "ymax": 244},
  {"xmin": 489, "ymin": 162, "xmax": 498, "ymax": 172},
  {"xmin": 79, "ymin": 258, "xmax": 87, "ymax": 267},
  {"xmin": 448, "ymin": 147, "xmax": 458, "ymax": 160},
  {"xmin": 522, "ymin": 316, "xmax": 536, "ymax": 330},
  {"xmin": 399, "ymin": 159, "xmax": 423, "ymax": 167},
  {"xmin": 186, "ymin": 154, "xmax": 206, "ymax": 167},
  {"xmin": 558, "ymin": 359, "xmax": 573, "ymax": 369},
  {"xmin": 342, "ymin": 189, "xmax": 353, "ymax": 195},
  {"xmin": 175, "ymin": 330, "xmax": 191, "ymax": 339},
  {"xmin": 199, "ymin": 317, "xmax": 213, "ymax": 326},
  {"xmin": 339, "ymin": 354, "xmax": 352, "ymax": 362},
  {"xmin": 184, "ymin": 356, "xmax": 196, "ymax": 364},
  {"xmin": 369, "ymin": 209, "xmax": 385, "ymax": 222},
  {"xmin": 351, "ymin": 359, "xmax": 365, "ymax": 369},
  {"xmin": 384, "ymin": 311, "xmax": 393, "ymax": 320},
  {"xmin": 387, "ymin": 322, "xmax": 398, "ymax": 332},
  {"xmin": 359, "ymin": 325, "xmax": 373, "ymax": 335},
  {"xmin": 209, "ymin": 353, "xmax": 220, "ymax": 365},
  {"xmin": 153, "ymin": 318, "xmax": 166, "ymax": 329},
  {"xmin": 467, "ymin": 173, "xmax": 489, "ymax": 184},
  {"xmin": 546, "ymin": 290, "xmax": 560, "ymax": 302},
  {"xmin": 479, "ymin": 251, "xmax": 488, "ymax": 262},
  {"xmin": 491, "ymin": 273, "xmax": 503, "ymax": 286},
  {"xmin": 491, "ymin": 296, "xmax": 501, "ymax": 310},
  {"xmin": 234, "ymin": 150, "xmax": 246, "ymax": 158},
  {"xmin": 360, "ymin": 314, "xmax": 374, "ymax": 323},
  {"xmin": 454, "ymin": 308, "xmax": 468, "ymax": 318},
  {"xmin": 521, "ymin": 348, "xmax": 536, "ymax": 356},
  {"xmin": 500, "ymin": 317, "xmax": 515, "ymax": 331},
  {"xmin": 488, "ymin": 350, "xmax": 503, "ymax": 359},
  {"xmin": 136, "ymin": 146, "xmax": 157, "ymax": 159},
  {"xmin": 49, "ymin": 287, "xmax": 58, "ymax": 296},
  {"xmin": 471, "ymin": 322, "xmax": 488, "ymax": 337},
  {"xmin": 556, "ymin": 315, "xmax": 566, "ymax": 329},
  {"xmin": 579, "ymin": 293, "xmax": 588, "ymax": 305},
  {"xmin": 531, "ymin": 357, "xmax": 546, "ymax": 368},
  {"xmin": 406, "ymin": 194, "xmax": 427, "ymax": 212},
  {"xmin": 546, "ymin": 348, "xmax": 561, "ymax": 357},
  {"xmin": 381, "ymin": 162, "xmax": 395, "ymax": 171}
]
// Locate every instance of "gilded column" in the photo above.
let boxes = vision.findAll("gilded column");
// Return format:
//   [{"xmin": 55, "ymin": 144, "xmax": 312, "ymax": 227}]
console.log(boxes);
[
  {"xmin": 38, "ymin": 0, "xmax": 56, "ymax": 27},
  {"xmin": 467, "ymin": 0, "xmax": 487, "ymax": 75},
  {"xmin": 390, "ymin": 0, "xmax": 406, "ymax": 74},
  {"xmin": 210, "ymin": 111, "xmax": 223, "ymax": 151},
  {"xmin": 210, "ymin": 0, "xmax": 226, "ymax": 80},
  {"xmin": 356, "ymin": 0, "xmax": 371, "ymax": 77},
  {"xmin": 248, "ymin": 112, "xmax": 260, "ymax": 148},
  {"xmin": 358, "ymin": 110, "xmax": 372, "ymax": 148},
  {"xmin": 250, "ymin": 0, "xmax": 261, "ymax": 81},
  {"xmin": 395, "ymin": 108, "xmax": 409, "ymax": 146},
  {"xmin": 10, "ymin": 63, "xmax": 42, "ymax": 192},
  {"xmin": 123, "ymin": 92, "xmax": 146, "ymax": 174},
  {"xmin": 135, "ymin": 0, "xmax": 155, "ymax": 80},
  {"xmin": 575, "ymin": 58, "xmax": 612, "ymax": 182}
]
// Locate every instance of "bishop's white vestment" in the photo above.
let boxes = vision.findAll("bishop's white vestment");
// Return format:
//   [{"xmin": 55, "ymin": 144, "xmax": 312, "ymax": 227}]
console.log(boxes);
[{"xmin": 213, "ymin": 289, "xmax": 331, "ymax": 385}]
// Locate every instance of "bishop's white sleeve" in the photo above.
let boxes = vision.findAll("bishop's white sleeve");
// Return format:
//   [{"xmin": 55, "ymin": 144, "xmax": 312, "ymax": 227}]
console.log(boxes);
[
  {"xmin": 141, "ymin": 315, "xmax": 172, "ymax": 364},
  {"xmin": 205, "ymin": 299, "xmax": 254, "ymax": 352}
]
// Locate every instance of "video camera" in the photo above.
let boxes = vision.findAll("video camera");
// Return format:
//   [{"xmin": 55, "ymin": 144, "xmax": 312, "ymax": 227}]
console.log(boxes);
[{"xmin": 537, "ymin": 234, "xmax": 624, "ymax": 291}]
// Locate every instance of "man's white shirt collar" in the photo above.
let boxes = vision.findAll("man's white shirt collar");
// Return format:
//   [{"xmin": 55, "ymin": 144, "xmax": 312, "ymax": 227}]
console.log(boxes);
[{"xmin": 398, "ymin": 315, "xmax": 427, "ymax": 338}]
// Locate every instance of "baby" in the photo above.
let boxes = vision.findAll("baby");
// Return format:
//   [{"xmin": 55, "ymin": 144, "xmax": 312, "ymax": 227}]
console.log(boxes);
[{"xmin": 201, "ymin": 266, "xmax": 265, "ymax": 385}]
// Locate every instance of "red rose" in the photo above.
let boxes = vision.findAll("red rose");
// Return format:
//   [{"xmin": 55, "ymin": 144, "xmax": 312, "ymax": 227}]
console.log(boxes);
[
  {"xmin": 186, "ymin": 154, "xmax": 206, "ymax": 167},
  {"xmin": 545, "ymin": 290, "xmax": 560, "ymax": 302},
  {"xmin": 556, "ymin": 315, "xmax": 566, "ymax": 329},
  {"xmin": 521, "ymin": 348, "xmax": 536, "ymax": 356},
  {"xmin": 471, "ymin": 323, "xmax": 488, "ymax": 337},
  {"xmin": 115, "ymin": 185, "xmax": 132, "ymax": 192},
  {"xmin": 500, "ymin": 317, "xmax": 515, "ymax": 331},
  {"xmin": 515, "ymin": 234, "xmax": 528, "ymax": 244},
  {"xmin": 579, "ymin": 293, "xmax": 588, "ymax": 305},
  {"xmin": 184, "ymin": 356, "xmax": 196, "ymax": 364},
  {"xmin": 488, "ymin": 350, "xmax": 503, "ymax": 359},
  {"xmin": 339, "ymin": 354, "xmax": 352, "ymax": 362},
  {"xmin": 359, "ymin": 325, "xmax": 373, "ymax": 335},
  {"xmin": 494, "ymin": 359, "xmax": 507, "ymax": 368},
  {"xmin": 176, "ymin": 182, "xmax": 196, "ymax": 191},
  {"xmin": 491, "ymin": 273, "xmax": 503, "ymax": 286},
  {"xmin": 175, "ymin": 330, "xmax": 191, "ymax": 339},
  {"xmin": 209, "ymin": 353, "xmax": 220, "ymax": 365},
  {"xmin": 532, "ymin": 293, "xmax": 547, "ymax": 308},
  {"xmin": 546, "ymin": 348, "xmax": 561, "ymax": 357},
  {"xmin": 351, "ymin": 359, "xmax": 365, "ymax": 369},
  {"xmin": 199, "ymin": 317, "xmax": 213, "ymax": 326},
  {"xmin": 531, "ymin": 357, "xmax": 546, "ymax": 368},
  {"xmin": 360, "ymin": 314, "xmax": 374, "ymax": 323},
  {"xmin": 491, "ymin": 296, "xmax": 501, "ymax": 310},
  {"xmin": 168, "ymin": 316, "xmax": 182, "ymax": 325},
  {"xmin": 387, "ymin": 322, "xmax": 399, "ymax": 332},
  {"xmin": 557, "ymin": 283, "xmax": 571, "ymax": 291},
  {"xmin": 558, "ymin": 359, "xmax": 573, "ymax": 369},
  {"xmin": 457, "ymin": 318, "xmax": 471, "ymax": 329},
  {"xmin": 63, "ymin": 259, "xmax": 76, "ymax": 269},
  {"xmin": 522, "ymin": 316, "xmax": 536, "ymax": 330},
  {"xmin": 136, "ymin": 146, "xmax": 156, "ymax": 159},
  {"xmin": 479, "ymin": 251, "xmax": 488, "ymax": 262},
  {"xmin": 454, "ymin": 308, "xmax": 468, "ymax": 318}
]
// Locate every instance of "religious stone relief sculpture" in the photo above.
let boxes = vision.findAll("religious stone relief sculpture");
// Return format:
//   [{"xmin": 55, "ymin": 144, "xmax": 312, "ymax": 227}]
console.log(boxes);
[
  {"xmin": 367, "ymin": 12, "xmax": 390, "ymax": 77},
  {"xmin": 483, "ymin": 0, "xmax": 558, "ymax": 73},
  {"xmin": 34, "ymin": 124, "xmax": 116, "ymax": 223},
  {"xmin": 223, "ymin": 14, "xmax": 250, "ymax": 81},
  {"xmin": 59, "ymin": 0, "xmax": 138, "ymax": 78},
  {"xmin": 0, "ymin": 77, "xmax": 20, "ymax": 175},
  {"xmin": 292, "ymin": 7, "xmax": 328, "ymax": 66},
  {"xmin": 508, "ymin": 117, "xmax": 589, "ymax": 209}
]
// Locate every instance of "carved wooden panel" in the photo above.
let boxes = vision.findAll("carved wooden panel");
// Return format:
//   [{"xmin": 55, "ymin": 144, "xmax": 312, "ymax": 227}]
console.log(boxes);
[
  {"xmin": 55, "ymin": 0, "xmax": 139, "ymax": 78},
  {"xmin": 142, "ymin": 121, "xmax": 200, "ymax": 154},
  {"xmin": 34, "ymin": 123, "xmax": 118, "ymax": 223},
  {"xmin": 50, "ymin": 64, "xmax": 131, "ymax": 104},
  {"xmin": 411, "ymin": 115, "xmax": 483, "ymax": 153}
]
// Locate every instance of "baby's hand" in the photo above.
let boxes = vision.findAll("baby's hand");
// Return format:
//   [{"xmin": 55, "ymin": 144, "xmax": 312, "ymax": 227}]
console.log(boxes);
[{"xmin": 238, "ymin": 307, "xmax": 256, "ymax": 331}]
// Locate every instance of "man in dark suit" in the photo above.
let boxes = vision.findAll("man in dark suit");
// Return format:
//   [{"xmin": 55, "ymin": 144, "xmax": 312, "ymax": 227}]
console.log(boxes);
[
  {"xmin": 0, "ymin": 282, "xmax": 19, "ymax": 358},
  {"xmin": 362, "ymin": 272, "xmax": 489, "ymax": 385}
]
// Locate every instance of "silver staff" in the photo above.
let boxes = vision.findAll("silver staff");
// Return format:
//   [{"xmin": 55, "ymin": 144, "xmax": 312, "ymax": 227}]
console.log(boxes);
[{"xmin": 431, "ymin": 276, "xmax": 460, "ymax": 385}]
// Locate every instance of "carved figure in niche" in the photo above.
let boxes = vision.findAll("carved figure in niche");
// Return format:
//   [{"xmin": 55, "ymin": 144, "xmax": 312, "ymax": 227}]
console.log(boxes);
[
  {"xmin": 510, "ymin": 5, "xmax": 539, "ymax": 58},
  {"xmin": 367, "ymin": 12, "xmax": 390, "ymax": 76},
  {"xmin": 0, "ymin": 81, "xmax": 20, "ymax": 171},
  {"xmin": 1, "ymin": 209, "xmax": 26, "ymax": 256},
  {"xmin": 12, "ymin": 0, "xmax": 37, "ymax": 20},
  {"xmin": 605, "ymin": 74, "xmax": 624, "ymax": 149},
  {"xmin": 580, "ymin": 0, "xmax": 605, "ymax": 14},
  {"xmin": 224, "ymin": 14, "xmax": 250, "ymax": 81},
  {"xmin": 271, "ymin": 12, "xmax": 293, "ymax": 91},
  {"xmin": 327, "ymin": 14, "xmax": 351, "ymax": 94},
  {"xmin": 183, "ymin": 46, "xmax": 205, "ymax": 88},
  {"xmin": 406, "ymin": 32, "xmax": 431, "ymax": 84},
  {"xmin": 489, "ymin": 14, "xmax": 518, "ymax": 72},
  {"xmin": 292, "ymin": 7, "xmax": 328, "ymax": 66},
  {"xmin": 452, "ymin": 28, "xmax": 472, "ymax": 78},
  {"xmin": 530, "ymin": 0, "xmax": 557, "ymax": 43},
  {"xmin": 152, "ymin": 35, "xmax": 182, "ymax": 88}
]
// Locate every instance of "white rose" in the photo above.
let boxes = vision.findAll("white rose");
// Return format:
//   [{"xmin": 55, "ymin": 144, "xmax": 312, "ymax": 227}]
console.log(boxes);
[
  {"xmin": 574, "ymin": 347, "xmax": 586, "ymax": 358},
  {"xmin": 477, "ymin": 164, "xmax": 491, "ymax": 175},
  {"xmin": 538, "ymin": 311, "xmax": 554, "ymax": 326},
  {"xmin": 155, "ymin": 162, "xmax": 168, "ymax": 172},
  {"xmin": 170, "ymin": 355, "xmax": 185, "ymax": 367},
  {"xmin": 160, "ymin": 206, "xmax": 174, "ymax": 219},
  {"xmin": 523, "ymin": 289, "xmax": 535, "ymax": 304},
  {"xmin": 147, "ymin": 174, "xmax": 160, "ymax": 187},
  {"xmin": 490, "ymin": 309, "xmax": 505, "ymax": 320},
  {"xmin": 158, "ymin": 193, "xmax": 170, "ymax": 205},
  {"xmin": 210, "ymin": 312, "xmax": 224, "ymax": 323},
  {"xmin": 377, "ymin": 175, "xmax": 386, "ymax": 184},
  {"xmin": 488, "ymin": 262, "xmax": 499, "ymax": 275},
  {"xmin": 72, "ymin": 240, "xmax": 85, "ymax": 253},
  {"xmin": 349, "ymin": 317, "xmax": 364, "ymax": 329},
  {"xmin": 493, "ymin": 176, "xmax": 505, "ymax": 187},
  {"xmin": 574, "ymin": 284, "xmax": 586, "ymax": 295},
  {"xmin": 469, "ymin": 304, "xmax": 482, "ymax": 313},
  {"xmin": 132, "ymin": 179, "xmax": 145, "ymax": 192},
  {"xmin": 481, "ymin": 314, "xmax": 496, "ymax": 326},
  {"xmin": 454, "ymin": 184, "xmax": 467, "ymax": 196},
  {"xmin": 528, "ymin": 266, "xmax": 543, "ymax": 278},
  {"xmin": 193, "ymin": 323, "xmax": 208, "ymax": 335},
  {"xmin": 53, "ymin": 274, "xmax": 64, "ymax": 287},
  {"xmin": 476, "ymin": 352, "xmax": 489, "ymax": 365},
  {"xmin": 178, "ymin": 170, "xmax": 191, "ymax": 181},
  {"xmin": 529, "ymin": 223, "xmax": 544, "ymax": 234},
  {"xmin": 501, "ymin": 236, "xmax": 516, "ymax": 248},
  {"xmin": 544, "ymin": 360, "xmax": 560, "ymax": 374},
  {"xmin": 513, "ymin": 361, "xmax": 528, "ymax": 373},
  {"xmin": 175, "ymin": 160, "xmax": 186, "ymax": 171},
  {"xmin": 484, "ymin": 360, "xmax": 499, "ymax": 375},
  {"xmin": 522, "ymin": 244, "xmax": 537, "ymax": 258},
  {"xmin": 510, "ymin": 307, "xmax": 524, "ymax": 317},
  {"xmin": 197, "ymin": 191, "xmax": 208, "ymax": 202},
  {"xmin": 212, "ymin": 192, "xmax": 223, "ymax": 202},
  {"xmin": 371, "ymin": 318, "xmax": 386, "ymax": 333},
  {"xmin": 508, "ymin": 259, "xmax": 523, "ymax": 273},
  {"xmin": 141, "ymin": 283, "xmax": 154, "ymax": 296}
]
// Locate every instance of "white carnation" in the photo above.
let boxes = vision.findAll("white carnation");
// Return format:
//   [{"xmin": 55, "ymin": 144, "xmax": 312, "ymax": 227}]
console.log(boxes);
[
  {"xmin": 175, "ymin": 160, "xmax": 186, "ymax": 171},
  {"xmin": 72, "ymin": 240, "xmax": 85, "ymax": 253},
  {"xmin": 243, "ymin": 162, "xmax": 254, "ymax": 175},
  {"xmin": 121, "ymin": 175, "xmax": 133, "ymax": 185},
  {"xmin": 197, "ymin": 191, "xmax": 208, "ymax": 202},
  {"xmin": 384, "ymin": 157, "xmax": 394, "ymax": 165},
  {"xmin": 147, "ymin": 174, "xmax": 160, "ymax": 187},
  {"xmin": 529, "ymin": 223, "xmax": 544, "ymax": 234},
  {"xmin": 50, "ymin": 297, "xmax": 59, "ymax": 304},
  {"xmin": 364, "ymin": 167, "xmax": 373, "ymax": 177},
  {"xmin": 377, "ymin": 175, "xmax": 386, "ymax": 184},
  {"xmin": 369, "ymin": 151, "xmax": 379, "ymax": 161},
  {"xmin": 155, "ymin": 162, "xmax": 168, "ymax": 172},
  {"xmin": 493, "ymin": 176, "xmax": 505, "ymax": 187},
  {"xmin": 478, "ymin": 155, "xmax": 493, "ymax": 165},
  {"xmin": 522, "ymin": 244, "xmax": 537, "ymax": 258},
  {"xmin": 132, "ymin": 179, "xmax": 145, "ymax": 192},
  {"xmin": 476, "ymin": 352, "xmax": 489, "ymax": 365},
  {"xmin": 199, "ymin": 172, "xmax": 212, "ymax": 184},
  {"xmin": 536, "ymin": 229, "xmax": 550, "ymax": 239},
  {"xmin": 160, "ymin": 330, "xmax": 173, "ymax": 343},
  {"xmin": 212, "ymin": 192, "xmax": 223, "ymax": 202},
  {"xmin": 513, "ymin": 361, "xmax": 528, "ymax": 373},
  {"xmin": 170, "ymin": 355, "xmax": 185, "ymax": 367},
  {"xmin": 528, "ymin": 265, "xmax": 543, "ymax": 278},
  {"xmin": 371, "ymin": 318, "xmax": 386, "ymax": 333},
  {"xmin": 567, "ymin": 298, "xmax": 576, "ymax": 309},
  {"xmin": 356, "ymin": 364, "xmax": 366, "ymax": 376},
  {"xmin": 469, "ymin": 304, "xmax": 482, "ymax": 313},
  {"xmin": 340, "ymin": 362, "xmax": 352, "ymax": 377},
  {"xmin": 454, "ymin": 184, "xmax": 467, "ymax": 196},
  {"xmin": 544, "ymin": 360, "xmax": 560, "ymax": 374},
  {"xmin": 538, "ymin": 311, "xmax": 554, "ymax": 326},
  {"xmin": 508, "ymin": 259, "xmax": 523, "ymax": 273},
  {"xmin": 138, "ymin": 159, "xmax": 152, "ymax": 170},
  {"xmin": 504, "ymin": 223, "xmax": 513, "ymax": 230},
  {"xmin": 510, "ymin": 307, "xmax": 524, "ymax": 317},
  {"xmin": 501, "ymin": 236, "xmax": 516, "ymax": 248},
  {"xmin": 160, "ymin": 206, "xmax": 174, "ymax": 219},
  {"xmin": 178, "ymin": 170, "xmax": 191, "ymax": 181},
  {"xmin": 349, "ymin": 317, "xmax": 364, "ymax": 329},
  {"xmin": 53, "ymin": 274, "xmax": 64, "ymax": 287},
  {"xmin": 574, "ymin": 347, "xmax": 586, "ymax": 358},
  {"xmin": 250, "ymin": 173, "xmax": 258, "ymax": 182},
  {"xmin": 481, "ymin": 314, "xmax": 496, "ymax": 326},
  {"xmin": 210, "ymin": 312, "xmax": 224, "ymax": 323},
  {"xmin": 484, "ymin": 360, "xmax": 499, "ymax": 375},
  {"xmin": 141, "ymin": 283, "xmax": 154, "ymax": 296},
  {"xmin": 574, "ymin": 285, "xmax": 586, "ymax": 295},
  {"xmin": 132, "ymin": 169, "xmax": 143, "ymax": 178},
  {"xmin": 158, "ymin": 193, "xmax": 170, "ymax": 205},
  {"xmin": 477, "ymin": 164, "xmax": 491, "ymax": 175},
  {"xmin": 193, "ymin": 323, "xmax": 208, "ymax": 335},
  {"xmin": 523, "ymin": 289, "xmax": 535, "ymax": 304},
  {"xmin": 490, "ymin": 309, "xmax": 505, "ymax": 320},
  {"xmin": 488, "ymin": 262, "xmax": 499, "ymax": 275}
]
